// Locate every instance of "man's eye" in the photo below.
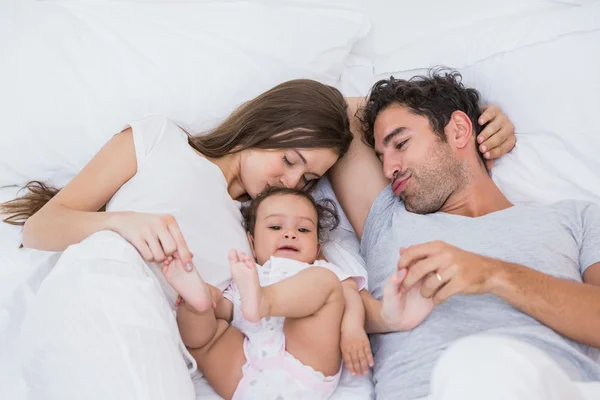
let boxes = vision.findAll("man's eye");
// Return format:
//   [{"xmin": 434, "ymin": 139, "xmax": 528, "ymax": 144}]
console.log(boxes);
[
  {"xmin": 396, "ymin": 139, "xmax": 408, "ymax": 150},
  {"xmin": 269, "ymin": 226, "xmax": 281, "ymax": 230}
]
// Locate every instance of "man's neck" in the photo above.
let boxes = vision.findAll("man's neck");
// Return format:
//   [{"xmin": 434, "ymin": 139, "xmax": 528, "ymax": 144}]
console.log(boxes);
[{"xmin": 439, "ymin": 162, "xmax": 513, "ymax": 218}]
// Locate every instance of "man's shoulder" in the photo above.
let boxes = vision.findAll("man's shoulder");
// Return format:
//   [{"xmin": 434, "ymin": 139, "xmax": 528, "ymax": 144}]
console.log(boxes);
[{"xmin": 537, "ymin": 199, "xmax": 600, "ymax": 219}]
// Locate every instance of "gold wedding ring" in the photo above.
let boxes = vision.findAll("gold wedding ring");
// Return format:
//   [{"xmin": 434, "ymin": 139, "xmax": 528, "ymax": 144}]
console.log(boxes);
[{"xmin": 435, "ymin": 272, "xmax": 444, "ymax": 283}]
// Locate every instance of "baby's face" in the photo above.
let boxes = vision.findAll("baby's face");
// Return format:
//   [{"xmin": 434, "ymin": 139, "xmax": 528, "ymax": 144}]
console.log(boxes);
[{"xmin": 251, "ymin": 194, "xmax": 320, "ymax": 265}]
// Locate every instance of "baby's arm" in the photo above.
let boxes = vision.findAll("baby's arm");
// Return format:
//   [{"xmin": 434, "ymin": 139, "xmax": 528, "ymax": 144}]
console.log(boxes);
[{"xmin": 340, "ymin": 279, "xmax": 374, "ymax": 376}]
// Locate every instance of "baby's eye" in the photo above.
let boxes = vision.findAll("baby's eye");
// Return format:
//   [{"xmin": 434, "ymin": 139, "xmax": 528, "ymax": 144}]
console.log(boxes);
[
  {"xmin": 298, "ymin": 228, "xmax": 311, "ymax": 233},
  {"xmin": 269, "ymin": 226, "xmax": 281, "ymax": 230}
]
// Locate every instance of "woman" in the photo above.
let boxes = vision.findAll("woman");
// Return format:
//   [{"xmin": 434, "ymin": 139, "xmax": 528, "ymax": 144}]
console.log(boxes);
[{"xmin": 2, "ymin": 79, "xmax": 514, "ymax": 400}]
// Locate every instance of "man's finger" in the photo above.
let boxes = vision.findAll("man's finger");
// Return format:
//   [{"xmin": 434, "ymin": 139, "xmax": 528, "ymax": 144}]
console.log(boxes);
[
  {"xmin": 432, "ymin": 278, "xmax": 462, "ymax": 305},
  {"xmin": 402, "ymin": 253, "xmax": 445, "ymax": 290},
  {"xmin": 397, "ymin": 242, "xmax": 441, "ymax": 269},
  {"xmin": 420, "ymin": 266, "xmax": 452, "ymax": 298}
]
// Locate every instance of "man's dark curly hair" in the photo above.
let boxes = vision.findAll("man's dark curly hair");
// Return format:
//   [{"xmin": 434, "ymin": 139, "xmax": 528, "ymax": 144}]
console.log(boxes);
[
  {"xmin": 359, "ymin": 68, "xmax": 483, "ymax": 153},
  {"xmin": 240, "ymin": 186, "xmax": 340, "ymax": 243}
]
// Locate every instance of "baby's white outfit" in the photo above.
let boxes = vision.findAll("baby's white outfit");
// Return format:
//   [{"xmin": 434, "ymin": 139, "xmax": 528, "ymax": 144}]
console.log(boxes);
[{"xmin": 223, "ymin": 256, "xmax": 366, "ymax": 400}]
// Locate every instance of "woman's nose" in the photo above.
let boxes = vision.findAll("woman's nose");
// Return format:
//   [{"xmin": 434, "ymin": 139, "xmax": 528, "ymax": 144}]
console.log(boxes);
[{"xmin": 281, "ymin": 171, "xmax": 303, "ymax": 189}]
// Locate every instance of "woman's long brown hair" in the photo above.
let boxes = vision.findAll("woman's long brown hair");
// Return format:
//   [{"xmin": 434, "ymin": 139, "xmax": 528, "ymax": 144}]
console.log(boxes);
[{"xmin": 1, "ymin": 79, "xmax": 352, "ymax": 226}]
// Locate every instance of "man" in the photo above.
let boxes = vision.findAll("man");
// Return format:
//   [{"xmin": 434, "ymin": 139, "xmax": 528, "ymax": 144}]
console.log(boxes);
[{"xmin": 330, "ymin": 69, "xmax": 600, "ymax": 400}]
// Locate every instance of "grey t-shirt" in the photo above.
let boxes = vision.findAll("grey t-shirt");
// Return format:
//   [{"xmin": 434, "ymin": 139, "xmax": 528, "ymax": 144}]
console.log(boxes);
[{"xmin": 361, "ymin": 186, "xmax": 600, "ymax": 400}]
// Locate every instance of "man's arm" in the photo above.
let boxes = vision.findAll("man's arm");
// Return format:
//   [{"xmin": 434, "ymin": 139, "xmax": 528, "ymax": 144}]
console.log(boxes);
[
  {"xmin": 330, "ymin": 97, "xmax": 389, "ymax": 239},
  {"xmin": 401, "ymin": 243, "xmax": 600, "ymax": 348},
  {"xmin": 490, "ymin": 262, "xmax": 600, "ymax": 348}
]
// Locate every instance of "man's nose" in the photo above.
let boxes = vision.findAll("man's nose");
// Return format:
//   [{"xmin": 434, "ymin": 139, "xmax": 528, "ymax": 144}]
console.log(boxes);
[{"xmin": 383, "ymin": 157, "xmax": 401, "ymax": 181}]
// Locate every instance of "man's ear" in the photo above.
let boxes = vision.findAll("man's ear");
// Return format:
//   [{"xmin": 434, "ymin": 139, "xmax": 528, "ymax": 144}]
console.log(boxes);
[
  {"xmin": 448, "ymin": 110, "xmax": 474, "ymax": 150},
  {"xmin": 247, "ymin": 232, "xmax": 256, "ymax": 258}
]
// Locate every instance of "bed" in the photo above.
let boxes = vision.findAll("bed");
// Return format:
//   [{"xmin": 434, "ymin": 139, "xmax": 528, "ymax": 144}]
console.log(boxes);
[{"xmin": 1, "ymin": 0, "xmax": 599, "ymax": 399}]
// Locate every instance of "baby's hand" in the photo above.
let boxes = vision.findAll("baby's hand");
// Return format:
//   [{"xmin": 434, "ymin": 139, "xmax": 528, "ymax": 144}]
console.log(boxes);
[{"xmin": 341, "ymin": 328, "xmax": 374, "ymax": 376}]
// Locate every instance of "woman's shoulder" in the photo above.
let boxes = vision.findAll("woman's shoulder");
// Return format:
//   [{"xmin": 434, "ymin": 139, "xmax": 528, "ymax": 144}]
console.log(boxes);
[
  {"xmin": 125, "ymin": 115, "xmax": 190, "ymax": 167},
  {"xmin": 127, "ymin": 115, "xmax": 187, "ymax": 140}
]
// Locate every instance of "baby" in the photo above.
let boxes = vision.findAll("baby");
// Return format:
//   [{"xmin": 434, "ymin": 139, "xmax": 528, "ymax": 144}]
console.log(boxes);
[{"xmin": 163, "ymin": 186, "xmax": 371, "ymax": 400}]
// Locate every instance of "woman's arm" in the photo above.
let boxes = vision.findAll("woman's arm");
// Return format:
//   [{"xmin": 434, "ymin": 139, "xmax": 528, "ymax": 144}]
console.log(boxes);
[
  {"xmin": 22, "ymin": 130, "xmax": 136, "ymax": 250},
  {"xmin": 330, "ymin": 97, "xmax": 389, "ymax": 239},
  {"xmin": 21, "ymin": 129, "xmax": 193, "ymax": 265}
]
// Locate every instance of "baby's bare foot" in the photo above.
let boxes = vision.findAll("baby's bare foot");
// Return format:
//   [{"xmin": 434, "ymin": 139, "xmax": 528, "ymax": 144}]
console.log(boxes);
[
  {"xmin": 229, "ymin": 249, "xmax": 262, "ymax": 322},
  {"xmin": 163, "ymin": 257, "xmax": 212, "ymax": 313}
]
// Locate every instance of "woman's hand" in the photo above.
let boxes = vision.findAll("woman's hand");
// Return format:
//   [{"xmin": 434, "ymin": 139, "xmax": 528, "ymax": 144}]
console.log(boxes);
[
  {"xmin": 341, "ymin": 328, "xmax": 374, "ymax": 376},
  {"xmin": 477, "ymin": 104, "xmax": 517, "ymax": 170},
  {"xmin": 111, "ymin": 211, "xmax": 194, "ymax": 269}
]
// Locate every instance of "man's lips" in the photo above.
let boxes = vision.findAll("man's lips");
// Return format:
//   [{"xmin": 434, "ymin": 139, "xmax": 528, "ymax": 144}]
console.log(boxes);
[{"xmin": 392, "ymin": 174, "xmax": 411, "ymax": 196}]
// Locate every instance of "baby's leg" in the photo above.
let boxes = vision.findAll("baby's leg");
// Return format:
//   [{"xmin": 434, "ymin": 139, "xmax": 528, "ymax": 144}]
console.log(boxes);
[
  {"xmin": 188, "ymin": 320, "xmax": 247, "ymax": 400},
  {"xmin": 164, "ymin": 257, "xmax": 217, "ymax": 348},
  {"xmin": 162, "ymin": 257, "xmax": 212, "ymax": 313},
  {"xmin": 282, "ymin": 268, "xmax": 344, "ymax": 377},
  {"xmin": 231, "ymin": 259, "xmax": 344, "ymax": 377}
]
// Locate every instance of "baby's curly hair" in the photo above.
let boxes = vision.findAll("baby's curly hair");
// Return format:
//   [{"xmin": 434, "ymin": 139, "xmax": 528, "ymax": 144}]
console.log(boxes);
[{"xmin": 240, "ymin": 186, "xmax": 340, "ymax": 243}]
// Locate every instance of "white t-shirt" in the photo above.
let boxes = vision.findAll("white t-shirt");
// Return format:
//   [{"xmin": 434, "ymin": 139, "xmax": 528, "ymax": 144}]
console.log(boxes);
[{"xmin": 105, "ymin": 115, "xmax": 252, "ymax": 300}]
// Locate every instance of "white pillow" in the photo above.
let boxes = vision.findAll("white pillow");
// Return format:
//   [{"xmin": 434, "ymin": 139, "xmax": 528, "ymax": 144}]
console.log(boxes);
[
  {"xmin": 0, "ymin": 1, "xmax": 369, "ymax": 187},
  {"xmin": 373, "ymin": 2, "xmax": 600, "ymax": 206},
  {"xmin": 373, "ymin": 1, "xmax": 596, "ymax": 77},
  {"xmin": 350, "ymin": 0, "xmax": 568, "ymax": 67}
]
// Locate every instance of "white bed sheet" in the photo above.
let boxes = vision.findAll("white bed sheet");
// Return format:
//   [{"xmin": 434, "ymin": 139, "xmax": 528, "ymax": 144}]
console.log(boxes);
[{"xmin": 0, "ymin": 187, "xmax": 62, "ymax": 400}]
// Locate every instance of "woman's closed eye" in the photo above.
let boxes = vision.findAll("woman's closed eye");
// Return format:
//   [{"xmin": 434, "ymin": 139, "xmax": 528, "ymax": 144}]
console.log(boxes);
[{"xmin": 283, "ymin": 156, "xmax": 293, "ymax": 167}]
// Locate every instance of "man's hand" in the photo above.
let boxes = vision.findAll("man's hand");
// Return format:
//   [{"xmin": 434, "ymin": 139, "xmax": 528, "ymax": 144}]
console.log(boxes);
[
  {"xmin": 398, "ymin": 241, "xmax": 502, "ymax": 304},
  {"xmin": 341, "ymin": 328, "xmax": 374, "ymax": 376},
  {"xmin": 381, "ymin": 269, "xmax": 435, "ymax": 331}
]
